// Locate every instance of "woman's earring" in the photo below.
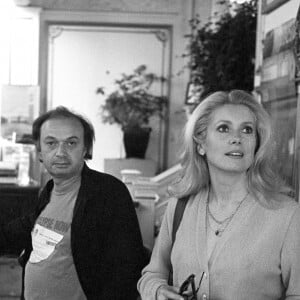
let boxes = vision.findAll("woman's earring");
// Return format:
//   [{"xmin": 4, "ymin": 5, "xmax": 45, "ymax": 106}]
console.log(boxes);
[{"xmin": 197, "ymin": 145, "xmax": 205, "ymax": 156}]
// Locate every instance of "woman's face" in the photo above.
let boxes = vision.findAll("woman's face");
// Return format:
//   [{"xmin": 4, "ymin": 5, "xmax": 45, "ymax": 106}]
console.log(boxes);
[{"xmin": 201, "ymin": 104, "xmax": 257, "ymax": 176}]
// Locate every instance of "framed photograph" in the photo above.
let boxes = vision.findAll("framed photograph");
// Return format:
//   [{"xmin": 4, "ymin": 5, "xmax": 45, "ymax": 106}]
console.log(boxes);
[
  {"xmin": 262, "ymin": 0, "xmax": 290, "ymax": 14},
  {"xmin": 294, "ymin": 5, "xmax": 300, "ymax": 79},
  {"xmin": 263, "ymin": 97, "xmax": 297, "ymax": 190},
  {"xmin": 0, "ymin": 85, "xmax": 40, "ymax": 143},
  {"xmin": 185, "ymin": 82, "xmax": 203, "ymax": 105}
]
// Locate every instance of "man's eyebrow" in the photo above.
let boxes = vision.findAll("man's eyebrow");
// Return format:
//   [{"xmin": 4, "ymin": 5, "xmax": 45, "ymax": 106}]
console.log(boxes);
[
  {"xmin": 43, "ymin": 136, "xmax": 56, "ymax": 140},
  {"xmin": 43, "ymin": 136, "xmax": 80, "ymax": 140}
]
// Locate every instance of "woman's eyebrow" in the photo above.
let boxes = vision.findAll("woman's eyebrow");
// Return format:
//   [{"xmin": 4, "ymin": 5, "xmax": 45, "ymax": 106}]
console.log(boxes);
[{"xmin": 214, "ymin": 120, "xmax": 255, "ymax": 125}]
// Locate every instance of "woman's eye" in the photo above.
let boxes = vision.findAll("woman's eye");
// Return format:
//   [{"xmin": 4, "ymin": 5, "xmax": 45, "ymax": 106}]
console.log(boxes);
[
  {"xmin": 242, "ymin": 126, "xmax": 253, "ymax": 134},
  {"xmin": 217, "ymin": 124, "xmax": 229, "ymax": 133}
]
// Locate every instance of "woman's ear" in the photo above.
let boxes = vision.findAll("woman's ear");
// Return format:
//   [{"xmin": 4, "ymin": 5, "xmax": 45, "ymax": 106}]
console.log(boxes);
[{"xmin": 197, "ymin": 145, "xmax": 205, "ymax": 156}]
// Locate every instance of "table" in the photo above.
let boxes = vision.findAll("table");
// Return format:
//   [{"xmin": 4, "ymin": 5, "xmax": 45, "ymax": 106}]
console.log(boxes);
[
  {"xmin": 0, "ymin": 183, "xmax": 40, "ymax": 299},
  {"xmin": 0, "ymin": 183, "xmax": 40, "ymax": 225}
]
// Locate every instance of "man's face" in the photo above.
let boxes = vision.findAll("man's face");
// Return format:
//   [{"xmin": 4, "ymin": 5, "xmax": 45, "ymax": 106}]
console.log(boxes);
[{"xmin": 38, "ymin": 117, "xmax": 87, "ymax": 181}]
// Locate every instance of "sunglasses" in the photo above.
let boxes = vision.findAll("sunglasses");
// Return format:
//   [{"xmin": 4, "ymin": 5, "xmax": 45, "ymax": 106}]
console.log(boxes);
[{"xmin": 179, "ymin": 272, "xmax": 205, "ymax": 300}]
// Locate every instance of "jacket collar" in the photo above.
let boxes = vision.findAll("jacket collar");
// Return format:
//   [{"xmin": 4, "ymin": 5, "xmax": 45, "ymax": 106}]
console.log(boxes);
[{"xmin": 73, "ymin": 162, "xmax": 91, "ymax": 217}]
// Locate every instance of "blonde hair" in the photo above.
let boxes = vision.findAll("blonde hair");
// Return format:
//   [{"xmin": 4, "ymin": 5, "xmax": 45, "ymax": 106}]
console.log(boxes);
[{"xmin": 170, "ymin": 90, "xmax": 288, "ymax": 203}]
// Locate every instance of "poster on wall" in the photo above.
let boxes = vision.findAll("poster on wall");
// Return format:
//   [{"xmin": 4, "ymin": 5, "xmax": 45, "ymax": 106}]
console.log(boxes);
[
  {"xmin": 263, "ymin": 19, "xmax": 296, "ymax": 59},
  {"xmin": 185, "ymin": 82, "xmax": 203, "ymax": 105},
  {"xmin": 294, "ymin": 3, "xmax": 300, "ymax": 79},
  {"xmin": 0, "ymin": 85, "xmax": 40, "ymax": 143},
  {"xmin": 262, "ymin": 0, "xmax": 290, "ymax": 14},
  {"xmin": 263, "ymin": 98, "xmax": 297, "ymax": 190}
]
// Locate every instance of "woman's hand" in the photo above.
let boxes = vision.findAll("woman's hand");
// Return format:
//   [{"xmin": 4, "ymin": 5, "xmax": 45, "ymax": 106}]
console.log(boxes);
[{"xmin": 156, "ymin": 284, "xmax": 184, "ymax": 300}]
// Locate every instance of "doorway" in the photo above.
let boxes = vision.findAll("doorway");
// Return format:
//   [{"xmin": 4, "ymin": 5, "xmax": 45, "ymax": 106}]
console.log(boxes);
[{"xmin": 47, "ymin": 25, "xmax": 170, "ymax": 172}]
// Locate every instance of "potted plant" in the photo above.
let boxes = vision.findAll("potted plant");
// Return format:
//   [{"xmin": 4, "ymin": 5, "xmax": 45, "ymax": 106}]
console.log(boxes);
[
  {"xmin": 183, "ymin": 0, "xmax": 257, "ymax": 100},
  {"xmin": 96, "ymin": 65, "xmax": 168, "ymax": 158}
]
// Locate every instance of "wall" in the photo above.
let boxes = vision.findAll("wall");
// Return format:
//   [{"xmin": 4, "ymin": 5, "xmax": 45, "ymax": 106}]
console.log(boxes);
[
  {"xmin": 30, "ymin": 0, "xmax": 182, "ymax": 13},
  {"xmin": 32, "ymin": 0, "xmax": 214, "ymax": 171},
  {"xmin": 47, "ymin": 25, "xmax": 170, "ymax": 172},
  {"xmin": 9, "ymin": 0, "xmax": 215, "ymax": 172}
]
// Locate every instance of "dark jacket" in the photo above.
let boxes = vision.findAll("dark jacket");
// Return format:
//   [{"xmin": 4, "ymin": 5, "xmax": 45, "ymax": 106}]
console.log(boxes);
[{"xmin": 0, "ymin": 164, "xmax": 147, "ymax": 299}]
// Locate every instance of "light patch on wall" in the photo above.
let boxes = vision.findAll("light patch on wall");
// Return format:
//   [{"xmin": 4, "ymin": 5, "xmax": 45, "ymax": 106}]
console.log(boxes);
[{"xmin": 0, "ymin": 0, "xmax": 15, "ymax": 9}]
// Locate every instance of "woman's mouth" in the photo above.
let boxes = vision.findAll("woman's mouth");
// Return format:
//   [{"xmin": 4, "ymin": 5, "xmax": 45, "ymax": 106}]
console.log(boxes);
[{"xmin": 225, "ymin": 151, "xmax": 244, "ymax": 158}]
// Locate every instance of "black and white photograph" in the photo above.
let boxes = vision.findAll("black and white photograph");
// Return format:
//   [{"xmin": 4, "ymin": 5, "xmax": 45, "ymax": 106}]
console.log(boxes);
[{"xmin": 0, "ymin": 0, "xmax": 300, "ymax": 299}]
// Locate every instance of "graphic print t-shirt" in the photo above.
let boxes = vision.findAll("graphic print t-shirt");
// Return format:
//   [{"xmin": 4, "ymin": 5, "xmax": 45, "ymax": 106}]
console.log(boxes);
[{"xmin": 25, "ymin": 176, "xmax": 87, "ymax": 300}]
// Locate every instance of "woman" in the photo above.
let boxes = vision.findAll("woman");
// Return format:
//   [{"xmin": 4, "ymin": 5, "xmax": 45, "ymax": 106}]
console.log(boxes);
[{"xmin": 137, "ymin": 90, "xmax": 300, "ymax": 300}]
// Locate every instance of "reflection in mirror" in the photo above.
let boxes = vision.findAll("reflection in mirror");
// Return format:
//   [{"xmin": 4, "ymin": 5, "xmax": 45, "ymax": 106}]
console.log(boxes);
[
  {"xmin": 0, "ymin": 85, "xmax": 40, "ymax": 185},
  {"xmin": 0, "ymin": 85, "xmax": 39, "ymax": 142}
]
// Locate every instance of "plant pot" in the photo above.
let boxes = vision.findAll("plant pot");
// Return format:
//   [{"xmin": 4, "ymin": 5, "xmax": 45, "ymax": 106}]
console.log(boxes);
[{"xmin": 123, "ymin": 127, "xmax": 151, "ymax": 159}]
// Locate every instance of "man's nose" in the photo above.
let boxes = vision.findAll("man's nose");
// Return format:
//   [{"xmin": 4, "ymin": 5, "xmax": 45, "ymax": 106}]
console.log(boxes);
[{"xmin": 55, "ymin": 142, "xmax": 67, "ymax": 156}]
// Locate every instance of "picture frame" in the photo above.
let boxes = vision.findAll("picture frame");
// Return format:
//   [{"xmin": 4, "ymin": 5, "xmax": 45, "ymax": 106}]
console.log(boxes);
[
  {"xmin": 0, "ymin": 85, "xmax": 40, "ymax": 142},
  {"xmin": 185, "ymin": 82, "xmax": 203, "ymax": 105},
  {"xmin": 294, "ymin": 4, "xmax": 300, "ymax": 79},
  {"xmin": 262, "ymin": 0, "xmax": 290, "ymax": 14}
]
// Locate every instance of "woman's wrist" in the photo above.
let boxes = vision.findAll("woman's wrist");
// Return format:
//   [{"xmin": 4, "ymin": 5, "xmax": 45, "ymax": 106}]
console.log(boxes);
[{"xmin": 156, "ymin": 284, "xmax": 168, "ymax": 300}]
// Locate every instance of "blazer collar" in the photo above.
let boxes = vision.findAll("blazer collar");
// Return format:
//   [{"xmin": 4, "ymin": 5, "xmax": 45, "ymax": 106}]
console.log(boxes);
[{"xmin": 73, "ymin": 163, "xmax": 94, "ymax": 218}]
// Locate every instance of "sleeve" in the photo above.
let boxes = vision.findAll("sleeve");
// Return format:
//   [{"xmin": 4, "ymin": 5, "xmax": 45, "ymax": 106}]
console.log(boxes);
[
  {"xmin": 0, "ymin": 213, "xmax": 35, "ymax": 256},
  {"xmin": 137, "ymin": 197, "xmax": 177, "ymax": 300},
  {"xmin": 281, "ymin": 205, "xmax": 300, "ymax": 299},
  {"xmin": 0, "ymin": 186, "xmax": 45, "ymax": 256},
  {"xmin": 100, "ymin": 180, "xmax": 149, "ymax": 300}
]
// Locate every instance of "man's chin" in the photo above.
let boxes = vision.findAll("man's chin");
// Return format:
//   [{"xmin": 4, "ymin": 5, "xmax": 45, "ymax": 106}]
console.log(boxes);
[
  {"xmin": 47, "ymin": 163, "xmax": 84, "ymax": 179},
  {"xmin": 49, "ymin": 168, "xmax": 72, "ymax": 177}
]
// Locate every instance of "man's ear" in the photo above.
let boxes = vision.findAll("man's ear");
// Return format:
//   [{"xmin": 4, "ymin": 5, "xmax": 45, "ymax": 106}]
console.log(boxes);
[
  {"xmin": 38, "ymin": 152, "xmax": 43, "ymax": 163},
  {"xmin": 84, "ymin": 146, "xmax": 92, "ymax": 160}
]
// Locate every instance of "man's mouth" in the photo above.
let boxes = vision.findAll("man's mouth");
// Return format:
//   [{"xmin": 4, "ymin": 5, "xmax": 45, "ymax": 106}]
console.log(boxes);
[{"xmin": 53, "ymin": 162, "xmax": 70, "ymax": 166}]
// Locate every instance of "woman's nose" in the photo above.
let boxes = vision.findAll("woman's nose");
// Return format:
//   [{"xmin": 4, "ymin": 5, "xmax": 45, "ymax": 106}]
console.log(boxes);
[{"xmin": 229, "ymin": 132, "xmax": 241, "ymax": 144}]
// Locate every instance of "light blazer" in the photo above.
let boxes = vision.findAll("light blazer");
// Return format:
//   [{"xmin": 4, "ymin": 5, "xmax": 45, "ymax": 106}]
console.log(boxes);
[{"xmin": 138, "ymin": 189, "xmax": 300, "ymax": 300}]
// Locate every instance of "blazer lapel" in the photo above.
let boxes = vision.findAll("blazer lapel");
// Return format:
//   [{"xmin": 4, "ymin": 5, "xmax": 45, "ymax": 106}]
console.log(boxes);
[
  {"xmin": 72, "ymin": 164, "xmax": 106, "ymax": 234},
  {"xmin": 71, "ymin": 165, "xmax": 108, "ymax": 265}
]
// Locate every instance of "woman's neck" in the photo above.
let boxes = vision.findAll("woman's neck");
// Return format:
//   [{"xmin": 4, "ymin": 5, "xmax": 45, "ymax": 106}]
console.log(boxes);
[{"xmin": 209, "ymin": 171, "xmax": 248, "ymax": 207}]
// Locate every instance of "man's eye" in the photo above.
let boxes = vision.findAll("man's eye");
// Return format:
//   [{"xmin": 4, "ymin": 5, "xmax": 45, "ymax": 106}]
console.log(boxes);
[
  {"xmin": 67, "ymin": 141, "xmax": 77, "ymax": 147},
  {"xmin": 242, "ymin": 126, "xmax": 253, "ymax": 134},
  {"xmin": 46, "ymin": 141, "xmax": 56, "ymax": 146},
  {"xmin": 217, "ymin": 124, "xmax": 229, "ymax": 133}
]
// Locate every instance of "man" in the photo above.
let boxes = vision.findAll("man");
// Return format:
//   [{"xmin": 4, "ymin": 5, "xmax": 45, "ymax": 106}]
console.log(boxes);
[{"xmin": 0, "ymin": 106, "xmax": 147, "ymax": 299}]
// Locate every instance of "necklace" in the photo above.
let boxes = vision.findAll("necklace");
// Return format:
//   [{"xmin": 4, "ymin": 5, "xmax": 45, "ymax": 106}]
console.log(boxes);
[
  {"xmin": 207, "ymin": 216, "xmax": 227, "ymax": 236},
  {"xmin": 206, "ymin": 192, "xmax": 249, "ymax": 237}
]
